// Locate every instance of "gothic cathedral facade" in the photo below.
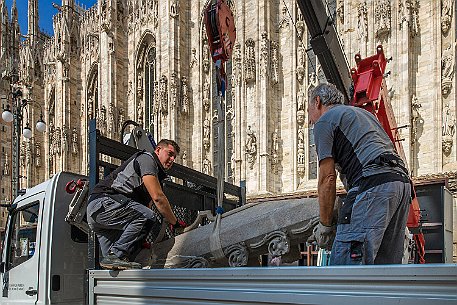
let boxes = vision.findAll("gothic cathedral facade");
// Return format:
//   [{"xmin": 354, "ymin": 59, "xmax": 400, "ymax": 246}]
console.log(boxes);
[{"xmin": 0, "ymin": 0, "xmax": 456, "ymax": 230}]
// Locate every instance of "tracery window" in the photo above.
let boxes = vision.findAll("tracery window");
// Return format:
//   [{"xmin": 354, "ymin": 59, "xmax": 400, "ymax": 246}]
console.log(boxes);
[
  {"xmin": 144, "ymin": 46, "xmax": 156, "ymax": 134},
  {"xmin": 87, "ymin": 67, "xmax": 98, "ymax": 120}
]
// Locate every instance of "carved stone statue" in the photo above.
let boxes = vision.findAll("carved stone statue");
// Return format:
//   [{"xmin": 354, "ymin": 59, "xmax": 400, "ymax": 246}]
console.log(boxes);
[
  {"xmin": 170, "ymin": 0, "xmax": 179, "ymax": 18},
  {"xmin": 181, "ymin": 76, "xmax": 189, "ymax": 114},
  {"xmin": 271, "ymin": 129, "xmax": 279, "ymax": 172},
  {"xmin": 181, "ymin": 150, "xmax": 187, "ymax": 167},
  {"xmin": 49, "ymin": 122, "xmax": 55, "ymax": 156},
  {"xmin": 278, "ymin": 5, "xmax": 290, "ymax": 30},
  {"xmin": 54, "ymin": 127, "xmax": 61, "ymax": 156},
  {"xmin": 3, "ymin": 152, "xmax": 9, "ymax": 175},
  {"xmin": 35, "ymin": 142, "xmax": 41, "ymax": 167},
  {"xmin": 190, "ymin": 48, "xmax": 197, "ymax": 69},
  {"xmin": 72, "ymin": 127, "xmax": 79, "ymax": 155},
  {"xmin": 260, "ymin": 32, "xmax": 269, "ymax": 78},
  {"xmin": 108, "ymin": 102, "xmax": 115, "ymax": 135},
  {"xmin": 297, "ymin": 146, "xmax": 305, "ymax": 176},
  {"xmin": 296, "ymin": 18, "xmax": 305, "ymax": 40},
  {"xmin": 357, "ymin": 1, "xmax": 368, "ymax": 42},
  {"xmin": 296, "ymin": 45, "xmax": 306, "ymax": 83},
  {"xmin": 442, "ymin": 104, "xmax": 455, "ymax": 155},
  {"xmin": 137, "ymin": 74, "xmax": 144, "ymax": 96},
  {"xmin": 297, "ymin": 127, "xmax": 305, "ymax": 146},
  {"xmin": 88, "ymin": 98, "xmax": 94, "ymax": 119},
  {"xmin": 170, "ymin": 72, "xmax": 178, "ymax": 109},
  {"xmin": 297, "ymin": 90, "xmax": 306, "ymax": 125},
  {"xmin": 203, "ymin": 81, "xmax": 210, "ymax": 111},
  {"xmin": 441, "ymin": 0, "xmax": 454, "ymax": 34},
  {"xmin": 230, "ymin": 150, "xmax": 236, "ymax": 180},
  {"xmin": 20, "ymin": 142, "xmax": 26, "ymax": 167},
  {"xmin": 98, "ymin": 106, "xmax": 107, "ymax": 134},
  {"xmin": 441, "ymin": 44, "xmax": 455, "ymax": 96},
  {"xmin": 202, "ymin": 158, "xmax": 211, "ymax": 175},
  {"xmin": 127, "ymin": 80, "xmax": 133, "ymax": 103},
  {"xmin": 232, "ymin": 43, "xmax": 242, "ymax": 85},
  {"xmin": 245, "ymin": 126, "xmax": 257, "ymax": 169},
  {"xmin": 152, "ymin": 0, "xmax": 159, "ymax": 28},
  {"xmin": 160, "ymin": 75, "xmax": 168, "ymax": 115},
  {"xmin": 62, "ymin": 125, "xmax": 69, "ymax": 154},
  {"xmin": 203, "ymin": 118, "xmax": 211, "ymax": 150},
  {"xmin": 25, "ymin": 140, "xmax": 32, "ymax": 167},
  {"xmin": 202, "ymin": 43, "xmax": 210, "ymax": 74},
  {"xmin": 137, "ymin": 103, "xmax": 144, "ymax": 124},
  {"xmin": 336, "ymin": 0, "xmax": 344, "ymax": 24},
  {"xmin": 270, "ymin": 41, "xmax": 279, "ymax": 84},
  {"xmin": 244, "ymin": 39, "xmax": 256, "ymax": 83},
  {"xmin": 118, "ymin": 108, "xmax": 125, "ymax": 132},
  {"xmin": 153, "ymin": 81, "xmax": 159, "ymax": 115},
  {"xmin": 411, "ymin": 95, "xmax": 422, "ymax": 146}
]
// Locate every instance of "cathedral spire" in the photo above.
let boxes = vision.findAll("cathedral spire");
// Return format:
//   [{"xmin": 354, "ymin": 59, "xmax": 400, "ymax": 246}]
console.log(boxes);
[
  {"xmin": 61, "ymin": 0, "xmax": 75, "ymax": 8},
  {"xmin": 9, "ymin": 0, "xmax": 20, "ymax": 83},
  {"xmin": 28, "ymin": 0, "xmax": 39, "ymax": 42},
  {"xmin": 0, "ymin": 0, "xmax": 6, "ymax": 15},
  {"xmin": 0, "ymin": 0, "xmax": 8, "ymax": 62},
  {"xmin": 1, "ymin": 0, "xmax": 8, "ymax": 24},
  {"xmin": 11, "ymin": 0, "xmax": 18, "ymax": 22}
]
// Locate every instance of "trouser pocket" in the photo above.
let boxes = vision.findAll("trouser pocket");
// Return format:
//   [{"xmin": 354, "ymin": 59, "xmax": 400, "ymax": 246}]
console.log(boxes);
[
  {"xmin": 350, "ymin": 241, "xmax": 364, "ymax": 261},
  {"xmin": 331, "ymin": 233, "xmax": 366, "ymax": 265}
]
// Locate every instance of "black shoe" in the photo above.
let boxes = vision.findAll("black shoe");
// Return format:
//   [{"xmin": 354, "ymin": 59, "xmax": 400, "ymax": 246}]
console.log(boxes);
[{"xmin": 100, "ymin": 252, "xmax": 142, "ymax": 270}]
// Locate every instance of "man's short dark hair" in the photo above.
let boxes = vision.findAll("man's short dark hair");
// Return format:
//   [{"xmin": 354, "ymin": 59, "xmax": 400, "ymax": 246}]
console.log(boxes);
[{"xmin": 157, "ymin": 139, "xmax": 180, "ymax": 155}]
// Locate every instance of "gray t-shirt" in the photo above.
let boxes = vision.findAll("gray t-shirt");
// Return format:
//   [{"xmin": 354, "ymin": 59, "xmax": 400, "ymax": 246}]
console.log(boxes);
[
  {"xmin": 313, "ymin": 104, "xmax": 404, "ymax": 188},
  {"xmin": 111, "ymin": 152, "xmax": 158, "ymax": 194}
]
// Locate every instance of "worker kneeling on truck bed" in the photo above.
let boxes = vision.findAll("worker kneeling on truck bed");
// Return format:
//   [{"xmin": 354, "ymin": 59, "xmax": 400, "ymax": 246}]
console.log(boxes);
[
  {"xmin": 87, "ymin": 139, "xmax": 187, "ymax": 270},
  {"xmin": 308, "ymin": 83, "xmax": 412, "ymax": 265}
]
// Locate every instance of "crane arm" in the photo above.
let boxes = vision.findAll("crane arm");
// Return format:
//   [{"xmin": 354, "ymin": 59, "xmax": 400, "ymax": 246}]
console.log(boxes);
[{"xmin": 297, "ymin": 0, "xmax": 353, "ymax": 103}]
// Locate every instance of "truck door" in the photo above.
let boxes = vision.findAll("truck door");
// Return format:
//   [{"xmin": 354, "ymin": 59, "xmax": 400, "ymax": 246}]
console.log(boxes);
[{"xmin": 1, "ymin": 193, "xmax": 43, "ymax": 305}]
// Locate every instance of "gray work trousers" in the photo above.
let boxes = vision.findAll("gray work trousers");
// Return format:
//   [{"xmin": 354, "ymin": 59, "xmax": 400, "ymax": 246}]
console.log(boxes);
[
  {"xmin": 330, "ymin": 180, "xmax": 411, "ymax": 265},
  {"xmin": 87, "ymin": 196, "xmax": 159, "ymax": 260}
]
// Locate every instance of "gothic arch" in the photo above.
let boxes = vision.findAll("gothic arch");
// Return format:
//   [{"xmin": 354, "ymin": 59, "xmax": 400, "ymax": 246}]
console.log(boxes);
[
  {"xmin": 87, "ymin": 63, "xmax": 98, "ymax": 120},
  {"xmin": 47, "ymin": 86, "xmax": 56, "ymax": 126},
  {"xmin": 135, "ymin": 31, "xmax": 157, "ymax": 132}
]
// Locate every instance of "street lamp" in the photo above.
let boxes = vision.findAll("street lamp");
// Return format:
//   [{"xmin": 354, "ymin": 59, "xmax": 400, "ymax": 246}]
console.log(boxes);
[{"xmin": 1, "ymin": 87, "xmax": 46, "ymax": 198}]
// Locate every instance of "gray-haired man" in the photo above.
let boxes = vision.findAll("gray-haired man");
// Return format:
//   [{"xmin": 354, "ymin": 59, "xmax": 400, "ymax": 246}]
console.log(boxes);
[{"xmin": 308, "ymin": 83, "xmax": 412, "ymax": 265}]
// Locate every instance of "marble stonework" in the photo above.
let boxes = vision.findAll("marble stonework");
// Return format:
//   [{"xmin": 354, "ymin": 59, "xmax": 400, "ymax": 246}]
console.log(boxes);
[{"xmin": 0, "ymin": 0, "xmax": 456, "ymax": 259}]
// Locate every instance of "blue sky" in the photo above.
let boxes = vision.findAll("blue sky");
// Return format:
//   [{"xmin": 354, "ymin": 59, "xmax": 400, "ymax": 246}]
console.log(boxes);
[{"xmin": 5, "ymin": 0, "xmax": 97, "ymax": 36}]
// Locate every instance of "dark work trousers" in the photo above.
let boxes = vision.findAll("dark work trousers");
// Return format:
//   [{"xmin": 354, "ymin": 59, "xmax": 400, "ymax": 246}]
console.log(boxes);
[
  {"xmin": 330, "ymin": 180, "xmax": 411, "ymax": 265},
  {"xmin": 87, "ymin": 196, "xmax": 158, "ymax": 260}
]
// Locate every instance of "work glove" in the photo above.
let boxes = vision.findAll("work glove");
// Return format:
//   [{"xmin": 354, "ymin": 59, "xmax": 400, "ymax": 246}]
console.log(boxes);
[
  {"xmin": 310, "ymin": 222, "xmax": 336, "ymax": 251},
  {"xmin": 169, "ymin": 219, "xmax": 188, "ymax": 235}
]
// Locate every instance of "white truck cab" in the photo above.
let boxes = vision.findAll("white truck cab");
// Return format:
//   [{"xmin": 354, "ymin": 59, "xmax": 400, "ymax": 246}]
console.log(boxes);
[{"xmin": 1, "ymin": 172, "xmax": 87, "ymax": 305}]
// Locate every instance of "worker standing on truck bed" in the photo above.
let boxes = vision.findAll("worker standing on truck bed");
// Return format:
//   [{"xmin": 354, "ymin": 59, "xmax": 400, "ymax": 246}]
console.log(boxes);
[
  {"xmin": 87, "ymin": 139, "xmax": 187, "ymax": 270},
  {"xmin": 308, "ymin": 83, "xmax": 412, "ymax": 265}
]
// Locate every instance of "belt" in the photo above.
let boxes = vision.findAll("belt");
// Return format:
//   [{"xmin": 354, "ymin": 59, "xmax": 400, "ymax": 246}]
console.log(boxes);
[{"xmin": 357, "ymin": 172, "xmax": 410, "ymax": 194}]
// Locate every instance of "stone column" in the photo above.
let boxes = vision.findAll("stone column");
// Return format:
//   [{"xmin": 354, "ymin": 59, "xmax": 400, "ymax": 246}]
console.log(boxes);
[
  {"xmin": 397, "ymin": 1, "xmax": 414, "ymax": 174},
  {"xmin": 258, "ymin": 30, "xmax": 269, "ymax": 194},
  {"xmin": 167, "ymin": 0, "xmax": 180, "ymax": 140},
  {"xmin": 99, "ymin": 0, "xmax": 116, "ymax": 139},
  {"xmin": 232, "ymin": 42, "xmax": 243, "ymax": 185}
]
